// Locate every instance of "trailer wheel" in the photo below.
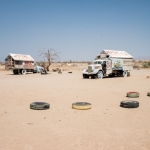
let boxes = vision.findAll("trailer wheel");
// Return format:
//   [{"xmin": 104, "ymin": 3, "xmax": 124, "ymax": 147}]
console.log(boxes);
[
  {"xmin": 127, "ymin": 92, "xmax": 139, "ymax": 98},
  {"xmin": 83, "ymin": 74, "xmax": 89, "ymax": 79},
  {"xmin": 30, "ymin": 102, "xmax": 50, "ymax": 110},
  {"xmin": 120, "ymin": 100, "xmax": 139, "ymax": 108},
  {"xmin": 22, "ymin": 69, "xmax": 26, "ymax": 75},
  {"xmin": 97, "ymin": 71, "xmax": 103, "ymax": 79},
  {"xmin": 72, "ymin": 102, "xmax": 92, "ymax": 110},
  {"xmin": 123, "ymin": 71, "xmax": 127, "ymax": 77},
  {"xmin": 127, "ymin": 72, "xmax": 130, "ymax": 76}
]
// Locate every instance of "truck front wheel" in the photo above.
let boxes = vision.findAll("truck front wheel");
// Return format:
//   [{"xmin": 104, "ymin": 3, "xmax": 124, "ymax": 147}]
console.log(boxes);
[
  {"xmin": 13, "ymin": 70, "xmax": 19, "ymax": 75},
  {"xmin": 97, "ymin": 71, "xmax": 103, "ymax": 79}
]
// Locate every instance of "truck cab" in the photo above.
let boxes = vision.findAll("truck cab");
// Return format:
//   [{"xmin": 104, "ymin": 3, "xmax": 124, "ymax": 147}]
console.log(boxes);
[{"xmin": 82, "ymin": 60, "xmax": 108, "ymax": 79}]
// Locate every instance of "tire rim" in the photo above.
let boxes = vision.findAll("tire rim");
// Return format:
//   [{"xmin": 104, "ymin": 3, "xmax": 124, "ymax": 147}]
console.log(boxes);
[
  {"xmin": 123, "ymin": 71, "xmax": 127, "ymax": 77},
  {"xmin": 22, "ymin": 69, "xmax": 26, "ymax": 74},
  {"xmin": 98, "ymin": 71, "xmax": 103, "ymax": 78}
]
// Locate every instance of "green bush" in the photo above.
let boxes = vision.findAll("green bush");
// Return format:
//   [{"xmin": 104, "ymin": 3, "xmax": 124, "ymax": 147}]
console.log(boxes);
[{"xmin": 142, "ymin": 61, "xmax": 150, "ymax": 68}]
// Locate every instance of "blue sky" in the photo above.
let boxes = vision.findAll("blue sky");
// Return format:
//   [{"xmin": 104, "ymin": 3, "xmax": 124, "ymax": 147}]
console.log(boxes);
[{"xmin": 0, "ymin": 0, "xmax": 150, "ymax": 62}]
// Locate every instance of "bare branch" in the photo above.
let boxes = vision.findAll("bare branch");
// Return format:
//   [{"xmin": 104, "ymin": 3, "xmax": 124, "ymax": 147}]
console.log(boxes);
[{"xmin": 38, "ymin": 48, "xmax": 60, "ymax": 71}]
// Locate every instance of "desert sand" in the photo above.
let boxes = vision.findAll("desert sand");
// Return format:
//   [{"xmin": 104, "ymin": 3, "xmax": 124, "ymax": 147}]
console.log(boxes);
[{"xmin": 0, "ymin": 66, "xmax": 150, "ymax": 150}]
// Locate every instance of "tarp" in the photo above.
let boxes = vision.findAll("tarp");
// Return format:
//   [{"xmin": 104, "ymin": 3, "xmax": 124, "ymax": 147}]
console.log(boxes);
[
  {"xmin": 6, "ymin": 53, "xmax": 34, "ymax": 61},
  {"xmin": 101, "ymin": 50, "xmax": 133, "ymax": 58}
]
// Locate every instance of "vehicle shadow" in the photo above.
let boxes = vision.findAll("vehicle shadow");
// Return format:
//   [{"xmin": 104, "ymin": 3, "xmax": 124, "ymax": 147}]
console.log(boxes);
[{"xmin": 6, "ymin": 73, "xmax": 34, "ymax": 75}]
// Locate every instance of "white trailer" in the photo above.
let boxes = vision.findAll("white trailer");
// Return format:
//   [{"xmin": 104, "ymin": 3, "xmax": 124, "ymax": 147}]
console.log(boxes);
[
  {"xmin": 82, "ymin": 50, "xmax": 133, "ymax": 79},
  {"xmin": 5, "ymin": 53, "xmax": 44, "ymax": 75}
]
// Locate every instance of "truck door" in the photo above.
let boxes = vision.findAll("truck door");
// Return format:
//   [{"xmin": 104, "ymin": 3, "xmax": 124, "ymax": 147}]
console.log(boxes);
[{"xmin": 106, "ymin": 60, "xmax": 112, "ymax": 74}]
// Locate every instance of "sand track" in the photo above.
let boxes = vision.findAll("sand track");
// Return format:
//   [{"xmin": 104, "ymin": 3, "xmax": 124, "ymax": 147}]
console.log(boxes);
[{"xmin": 0, "ymin": 69, "xmax": 150, "ymax": 150}]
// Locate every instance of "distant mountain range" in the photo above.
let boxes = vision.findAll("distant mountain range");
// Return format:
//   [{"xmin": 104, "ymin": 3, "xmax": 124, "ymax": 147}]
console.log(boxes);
[{"xmin": 134, "ymin": 56, "xmax": 150, "ymax": 60}]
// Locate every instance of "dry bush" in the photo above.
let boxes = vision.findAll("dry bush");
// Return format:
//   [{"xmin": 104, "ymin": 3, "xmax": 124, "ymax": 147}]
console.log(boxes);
[{"xmin": 142, "ymin": 61, "xmax": 150, "ymax": 68}]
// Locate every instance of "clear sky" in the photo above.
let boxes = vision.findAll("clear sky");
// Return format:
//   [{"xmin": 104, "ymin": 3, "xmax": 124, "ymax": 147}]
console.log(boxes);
[{"xmin": 0, "ymin": 0, "xmax": 150, "ymax": 62}]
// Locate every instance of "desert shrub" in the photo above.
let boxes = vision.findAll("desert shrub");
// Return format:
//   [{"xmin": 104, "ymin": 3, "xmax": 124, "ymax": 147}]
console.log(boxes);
[
  {"xmin": 147, "ymin": 61, "xmax": 150, "ymax": 66},
  {"xmin": 142, "ymin": 61, "xmax": 150, "ymax": 68}
]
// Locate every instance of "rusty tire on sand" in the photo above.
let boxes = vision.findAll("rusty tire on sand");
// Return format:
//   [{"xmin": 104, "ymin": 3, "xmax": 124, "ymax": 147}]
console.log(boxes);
[
  {"xmin": 127, "ymin": 92, "xmax": 139, "ymax": 98},
  {"xmin": 72, "ymin": 102, "xmax": 92, "ymax": 110},
  {"xmin": 147, "ymin": 92, "xmax": 150, "ymax": 96}
]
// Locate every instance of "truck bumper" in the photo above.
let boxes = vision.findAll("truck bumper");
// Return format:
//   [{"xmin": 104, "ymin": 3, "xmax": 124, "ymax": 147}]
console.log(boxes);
[{"xmin": 82, "ymin": 69, "xmax": 98, "ymax": 75}]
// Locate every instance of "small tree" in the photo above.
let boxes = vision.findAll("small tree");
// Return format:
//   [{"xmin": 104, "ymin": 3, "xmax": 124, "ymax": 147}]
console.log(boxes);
[{"xmin": 39, "ymin": 48, "xmax": 60, "ymax": 71}]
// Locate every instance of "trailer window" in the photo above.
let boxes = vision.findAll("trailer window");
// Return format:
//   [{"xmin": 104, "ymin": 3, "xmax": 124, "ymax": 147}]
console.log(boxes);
[{"xmin": 15, "ymin": 61, "xmax": 22, "ymax": 65}]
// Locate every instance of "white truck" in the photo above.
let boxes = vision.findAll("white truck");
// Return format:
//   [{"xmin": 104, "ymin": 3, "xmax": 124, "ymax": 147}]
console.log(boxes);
[{"xmin": 82, "ymin": 50, "xmax": 133, "ymax": 79}]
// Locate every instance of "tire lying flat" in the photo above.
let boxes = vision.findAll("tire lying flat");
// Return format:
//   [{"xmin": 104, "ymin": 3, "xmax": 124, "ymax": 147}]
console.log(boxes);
[
  {"xmin": 127, "ymin": 92, "xmax": 139, "ymax": 98},
  {"xmin": 30, "ymin": 102, "xmax": 50, "ymax": 110},
  {"xmin": 120, "ymin": 100, "xmax": 139, "ymax": 108},
  {"xmin": 68, "ymin": 72, "xmax": 72, "ymax": 73},
  {"xmin": 72, "ymin": 102, "xmax": 92, "ymax": 110},
  {"xmin": 41, "ymin": 72, "xmax": 48, "ymax": 75},
  {"xmin": 147, "ymin": 92, "xmax": 150, "ymax": 96}
]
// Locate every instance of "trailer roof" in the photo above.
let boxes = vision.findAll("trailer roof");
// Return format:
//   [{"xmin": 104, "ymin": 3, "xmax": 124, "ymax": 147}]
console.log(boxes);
[
  {"xmin": 101, "ymin": 50, "xmax": 133, "ymax": 58},
  {"xmin": 6, "ymin": 53, "xmax": 34, "ymax": 61}
]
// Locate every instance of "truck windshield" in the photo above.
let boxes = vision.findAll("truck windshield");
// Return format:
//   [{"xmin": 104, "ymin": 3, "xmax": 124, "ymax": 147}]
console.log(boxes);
[{"xmin": 94, "ymin": 61, "xmax": 102, "ymax": 64}]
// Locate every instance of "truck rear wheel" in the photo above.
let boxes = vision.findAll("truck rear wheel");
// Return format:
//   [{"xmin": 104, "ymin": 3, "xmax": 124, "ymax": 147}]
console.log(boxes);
[
  {"xmin": 22, "ymin": 69, "xmax": 26, "ymax": 75},
  {"xmin": 97, "ymin": 71, "xmax": 103, "ymax": 79},
  {"xmin": 122, "ymin": 71, "xmax": 127, "ymax": 77},
  {"xmin": 127, "ymin": 72, "xmax": 130, "ymax": 76}
]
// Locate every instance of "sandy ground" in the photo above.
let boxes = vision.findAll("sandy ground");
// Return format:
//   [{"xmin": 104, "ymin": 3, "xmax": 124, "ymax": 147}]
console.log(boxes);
[{"xmin": 0, "ymin": 68, "xmax": 150, "ymax": 150}]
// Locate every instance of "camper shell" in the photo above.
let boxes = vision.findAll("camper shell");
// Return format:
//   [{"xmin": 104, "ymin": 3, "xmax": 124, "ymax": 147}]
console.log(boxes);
[
  {"xmin": 82, "ymin": 50, "xmax": 133, "ymax": 79},
  {"xmin": 5, "ymin": 53, "xmax": 43, "ymax": 74}
]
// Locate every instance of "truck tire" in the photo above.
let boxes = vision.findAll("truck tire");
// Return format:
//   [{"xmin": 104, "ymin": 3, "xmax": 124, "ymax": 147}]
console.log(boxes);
[
  {"xmin": 123, "ymin": 71, "xmax": 127, "ymax": 77},
  {"xmin": 97, "ymin": 71, "xmax": 103, "ymax": 79},
  {"xmin": 83, "ymin": 74, "xmax": 89, "ymax": 79},
  {"xmin": 120, "ymin": 100, "xmax": 139, "ymax": 108},
  {"xmin": 127, "ymin": 72, "xmax": 130, "ymax": 76},
  {"xmin": 41, "ymin": 70, "xmax": 48, "ymax": 75},
  {"xmin": 19, "ymin": 69, "xmax": 22, "ymax": 74},
  {"xmin": 72, "ymin": 102, "xmax": 92, "ymax": 110},
  {"xmin": 147, "ymin": 92, "xmax": 150, "ymax": 96},
  {"xmin": 30, "ymin": 102, "xmax": 50, "ymax": 110},
  {"xmin": 127, "ymin": 92, "xmax": 139, "ymax": 98},
  {"xmin": 13, "ymin": 70, "xmax": 19, "ymax": 75},
  {"xmin": 22, "ymin": 69, "xmax": 26, "ymax": 75}
]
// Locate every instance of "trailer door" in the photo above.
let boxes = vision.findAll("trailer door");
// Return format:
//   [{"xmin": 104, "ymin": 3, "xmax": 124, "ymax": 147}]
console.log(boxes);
[{"xmin": 106, "ymin": 60, "xmax": 112, "ymax": 74}]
